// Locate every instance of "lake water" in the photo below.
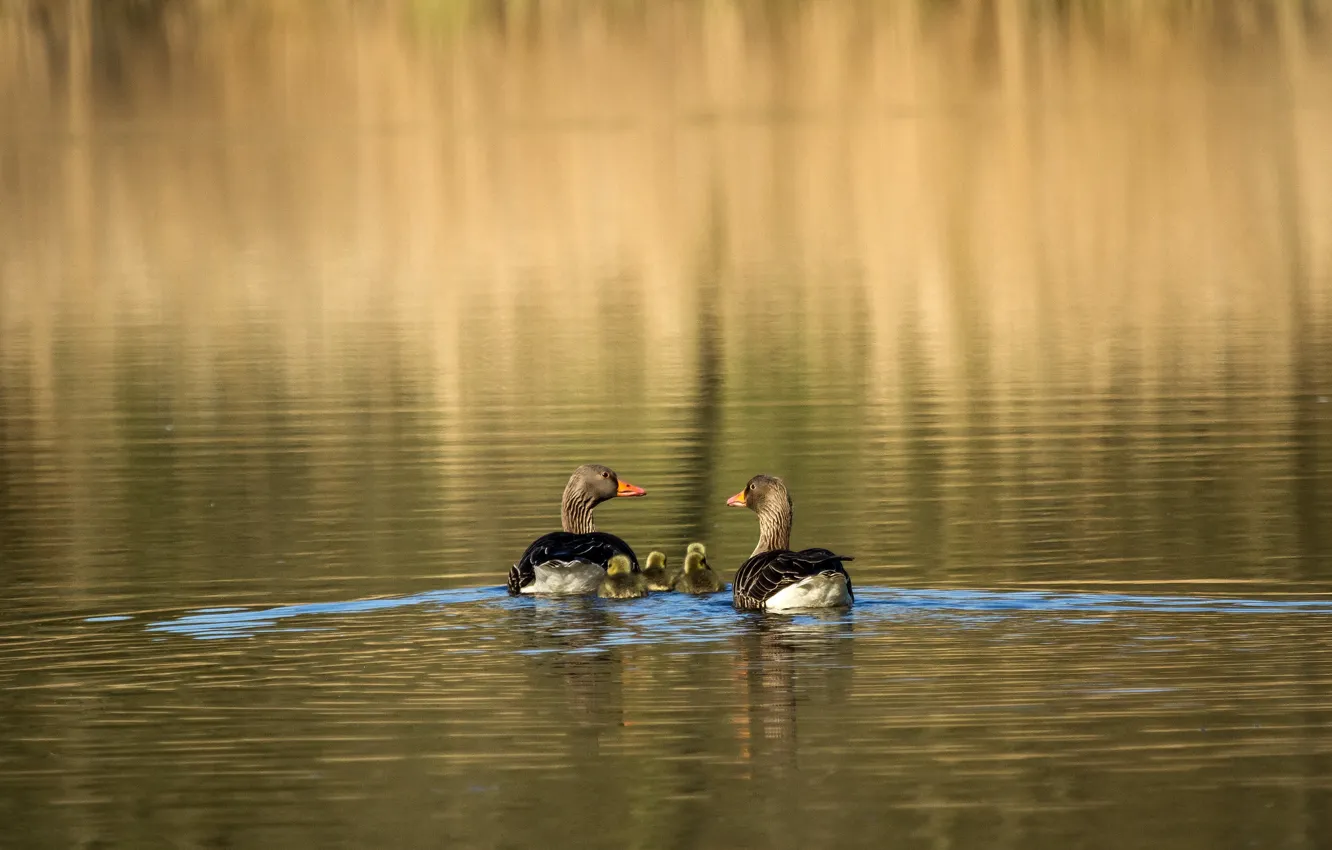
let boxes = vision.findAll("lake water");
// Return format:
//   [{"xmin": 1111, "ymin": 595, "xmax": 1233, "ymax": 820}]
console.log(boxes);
[{"xmin": 3, "ymin": 2, "xmax": 1332, "ymax": 848}]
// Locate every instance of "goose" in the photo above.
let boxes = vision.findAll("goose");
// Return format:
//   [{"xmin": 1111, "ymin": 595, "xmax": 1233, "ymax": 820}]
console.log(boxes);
[
  {"xmin": 506, "ymin": 464, "xmax": 646, "ymax": 595},
  {"xmin": 726, "ymin": 475, "xmax": 853, "ymax": 610}
]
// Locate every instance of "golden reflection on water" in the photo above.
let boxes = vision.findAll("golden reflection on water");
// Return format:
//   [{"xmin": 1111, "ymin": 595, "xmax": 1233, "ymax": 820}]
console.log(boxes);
[
  {"xmin": 2, "ymin": 3, "xmax": 1332, "ymax": 848},
  {"xmin": 2, "ymin": 0, "xmax": 1329, "ymax": 597}
]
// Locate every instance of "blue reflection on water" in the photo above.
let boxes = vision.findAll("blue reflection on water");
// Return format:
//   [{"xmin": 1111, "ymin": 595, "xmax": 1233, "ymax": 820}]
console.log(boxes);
[
  {"xmin": 144, "ymin": 588, "xmax": 500, "ymax": 639},
  {"xmin": 127, "ymin": 584, "xmax": 1332, "ymax": 641},
  {"xmin": 856, "ymin": 588, "xmax": 1332, "ymax": 614}
]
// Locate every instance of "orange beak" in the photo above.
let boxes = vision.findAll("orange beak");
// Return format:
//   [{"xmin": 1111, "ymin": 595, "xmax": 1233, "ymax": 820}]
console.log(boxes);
[
  {"xmin": 616, "ymin": 479, "xmax": 647, "ymax": 498},
  {"xmin": 726, "ymin": 489, "xmax": 747, "ymax": 507}
]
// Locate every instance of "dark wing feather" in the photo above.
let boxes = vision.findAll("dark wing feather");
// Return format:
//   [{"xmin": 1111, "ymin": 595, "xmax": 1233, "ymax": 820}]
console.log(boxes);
[
  {"xmin": 732, "ymin": 548, "xmax": 854, "ymax": 609},
  {"xmin": 794, "ymin": 548, "xmax": 855, "ymax": 601},
  {"xmin": 507, "ymin": 531, "xmax": 639, "ymax": 595}
]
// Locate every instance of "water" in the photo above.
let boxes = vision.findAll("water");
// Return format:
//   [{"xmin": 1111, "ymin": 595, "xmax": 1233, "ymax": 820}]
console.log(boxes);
[
  {"xmin": 8, "ymin": 591, "xmax": 1332, "ymax": 849},
  {"xmin": 4, "ymin": 2, "xmax": 1332, "ymax": 848}
]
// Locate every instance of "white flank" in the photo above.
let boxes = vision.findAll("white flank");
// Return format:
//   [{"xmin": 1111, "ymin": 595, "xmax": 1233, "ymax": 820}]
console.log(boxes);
[
  {"xmin": 764, "ymin": 572, "xmax": 852, "ymax": 611},
  {"xmin": 523, "ymin": 560, "xmax": 606, "ymax": 594}
]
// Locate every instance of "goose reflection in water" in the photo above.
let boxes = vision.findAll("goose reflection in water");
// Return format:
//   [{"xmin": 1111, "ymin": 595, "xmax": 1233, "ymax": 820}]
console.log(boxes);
[
  {"xmin": 508, "ymin": 597, "xmax": 625, "ymax": 732},
  {"xmin": 733, "ymin": 613, "xmax": 855, "ymax": 773}
]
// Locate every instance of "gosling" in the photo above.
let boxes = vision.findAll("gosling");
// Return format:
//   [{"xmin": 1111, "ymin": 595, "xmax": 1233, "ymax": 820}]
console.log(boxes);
[
  {"xmin": 671, "ymin": 546, "xmax": 723, "ymax": 594},
  {"xmin": 642, "ymin": 550, "xmax": 676, "ymax": 592},
  {"xmin": 598, "ymin": 554, "xmax": 650, "ymax": 599}
]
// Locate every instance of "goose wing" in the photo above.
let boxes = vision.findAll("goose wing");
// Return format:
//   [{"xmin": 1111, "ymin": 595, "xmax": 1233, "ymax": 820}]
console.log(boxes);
[
  {"xmin": 507, "ymin": 531, "xmax": 639, "ymax": 594},
  {"xmin": 732, "ymin": 548, "xmax": 854, "ymax": 609}
]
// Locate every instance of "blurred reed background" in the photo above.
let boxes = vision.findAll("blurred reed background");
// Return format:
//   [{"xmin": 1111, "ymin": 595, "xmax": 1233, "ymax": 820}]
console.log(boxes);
[{"xmin": 1, "ymin": 0, "xmax": 1331, "ymax": 607}]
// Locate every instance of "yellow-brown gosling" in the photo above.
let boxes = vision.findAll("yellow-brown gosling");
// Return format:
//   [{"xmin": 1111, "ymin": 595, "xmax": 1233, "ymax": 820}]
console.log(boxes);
[
  {"xmin": 671, "ymin": 548, "xmax": 724, "ymax": 594},
  {"xmin": 642, "ymin": 550, "xmax": 675, "ymax": 591},
  {"xmin": 598, "ymin": 554, "xmax": 649, "ymax": 600}
]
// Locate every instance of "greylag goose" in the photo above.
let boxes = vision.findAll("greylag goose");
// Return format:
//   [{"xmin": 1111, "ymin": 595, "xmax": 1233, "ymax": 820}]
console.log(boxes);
[
  {"xmin": 506, "ymin": 464, "xmax": 646, "ymax": 595},
  {"xmin": 726, "ymin": 475, "xmax": 853, "ymax": 610},
  {"xmin": 670, "ymin": 545, "xmax": 723, "ymax": 594},
  {"xmin": 598, "ymin": 554, "xmax": 650, "ymax": 599},
  {"xmin": 642, "ymin": 551, "xmax": 675, "ymax": 591}
]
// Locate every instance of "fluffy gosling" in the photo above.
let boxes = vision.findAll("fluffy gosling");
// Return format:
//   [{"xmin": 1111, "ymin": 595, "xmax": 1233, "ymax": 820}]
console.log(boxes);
[
  {"xmin": 642, "ymin": 550, "xmax": 676, "ymax": 592},
  {"xmin": 671, "ymin": 546, "xmax": 723, "ymax": 594},
  {"xmin": 598, "ymin": 554, "xmax": 649, "ymax": 599}
]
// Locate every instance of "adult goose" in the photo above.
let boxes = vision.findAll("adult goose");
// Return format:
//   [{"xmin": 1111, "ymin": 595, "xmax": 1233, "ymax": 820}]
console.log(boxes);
[
  {"xmin": 726, "ymin": 475, "xmax": 853, "ymax": 610},
  {"xmin": 506, "ymin": 464, "xmax": 647, "ymax": 595}
]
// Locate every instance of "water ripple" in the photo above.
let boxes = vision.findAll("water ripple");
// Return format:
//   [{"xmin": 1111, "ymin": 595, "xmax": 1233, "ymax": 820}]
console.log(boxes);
[{"xmin": 138, "ymin": 585, "xmax": 1332, "ymax": 641}]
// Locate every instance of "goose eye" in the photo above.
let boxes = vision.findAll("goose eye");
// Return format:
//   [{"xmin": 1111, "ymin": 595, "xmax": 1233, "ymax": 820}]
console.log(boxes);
[
  {"xmin": 748, "ymin": 483, "xmax": 755, "ymax": 491},
  {"xmin": 601, "ymin": 471, "xmax": 610, "ymax": 479}
]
